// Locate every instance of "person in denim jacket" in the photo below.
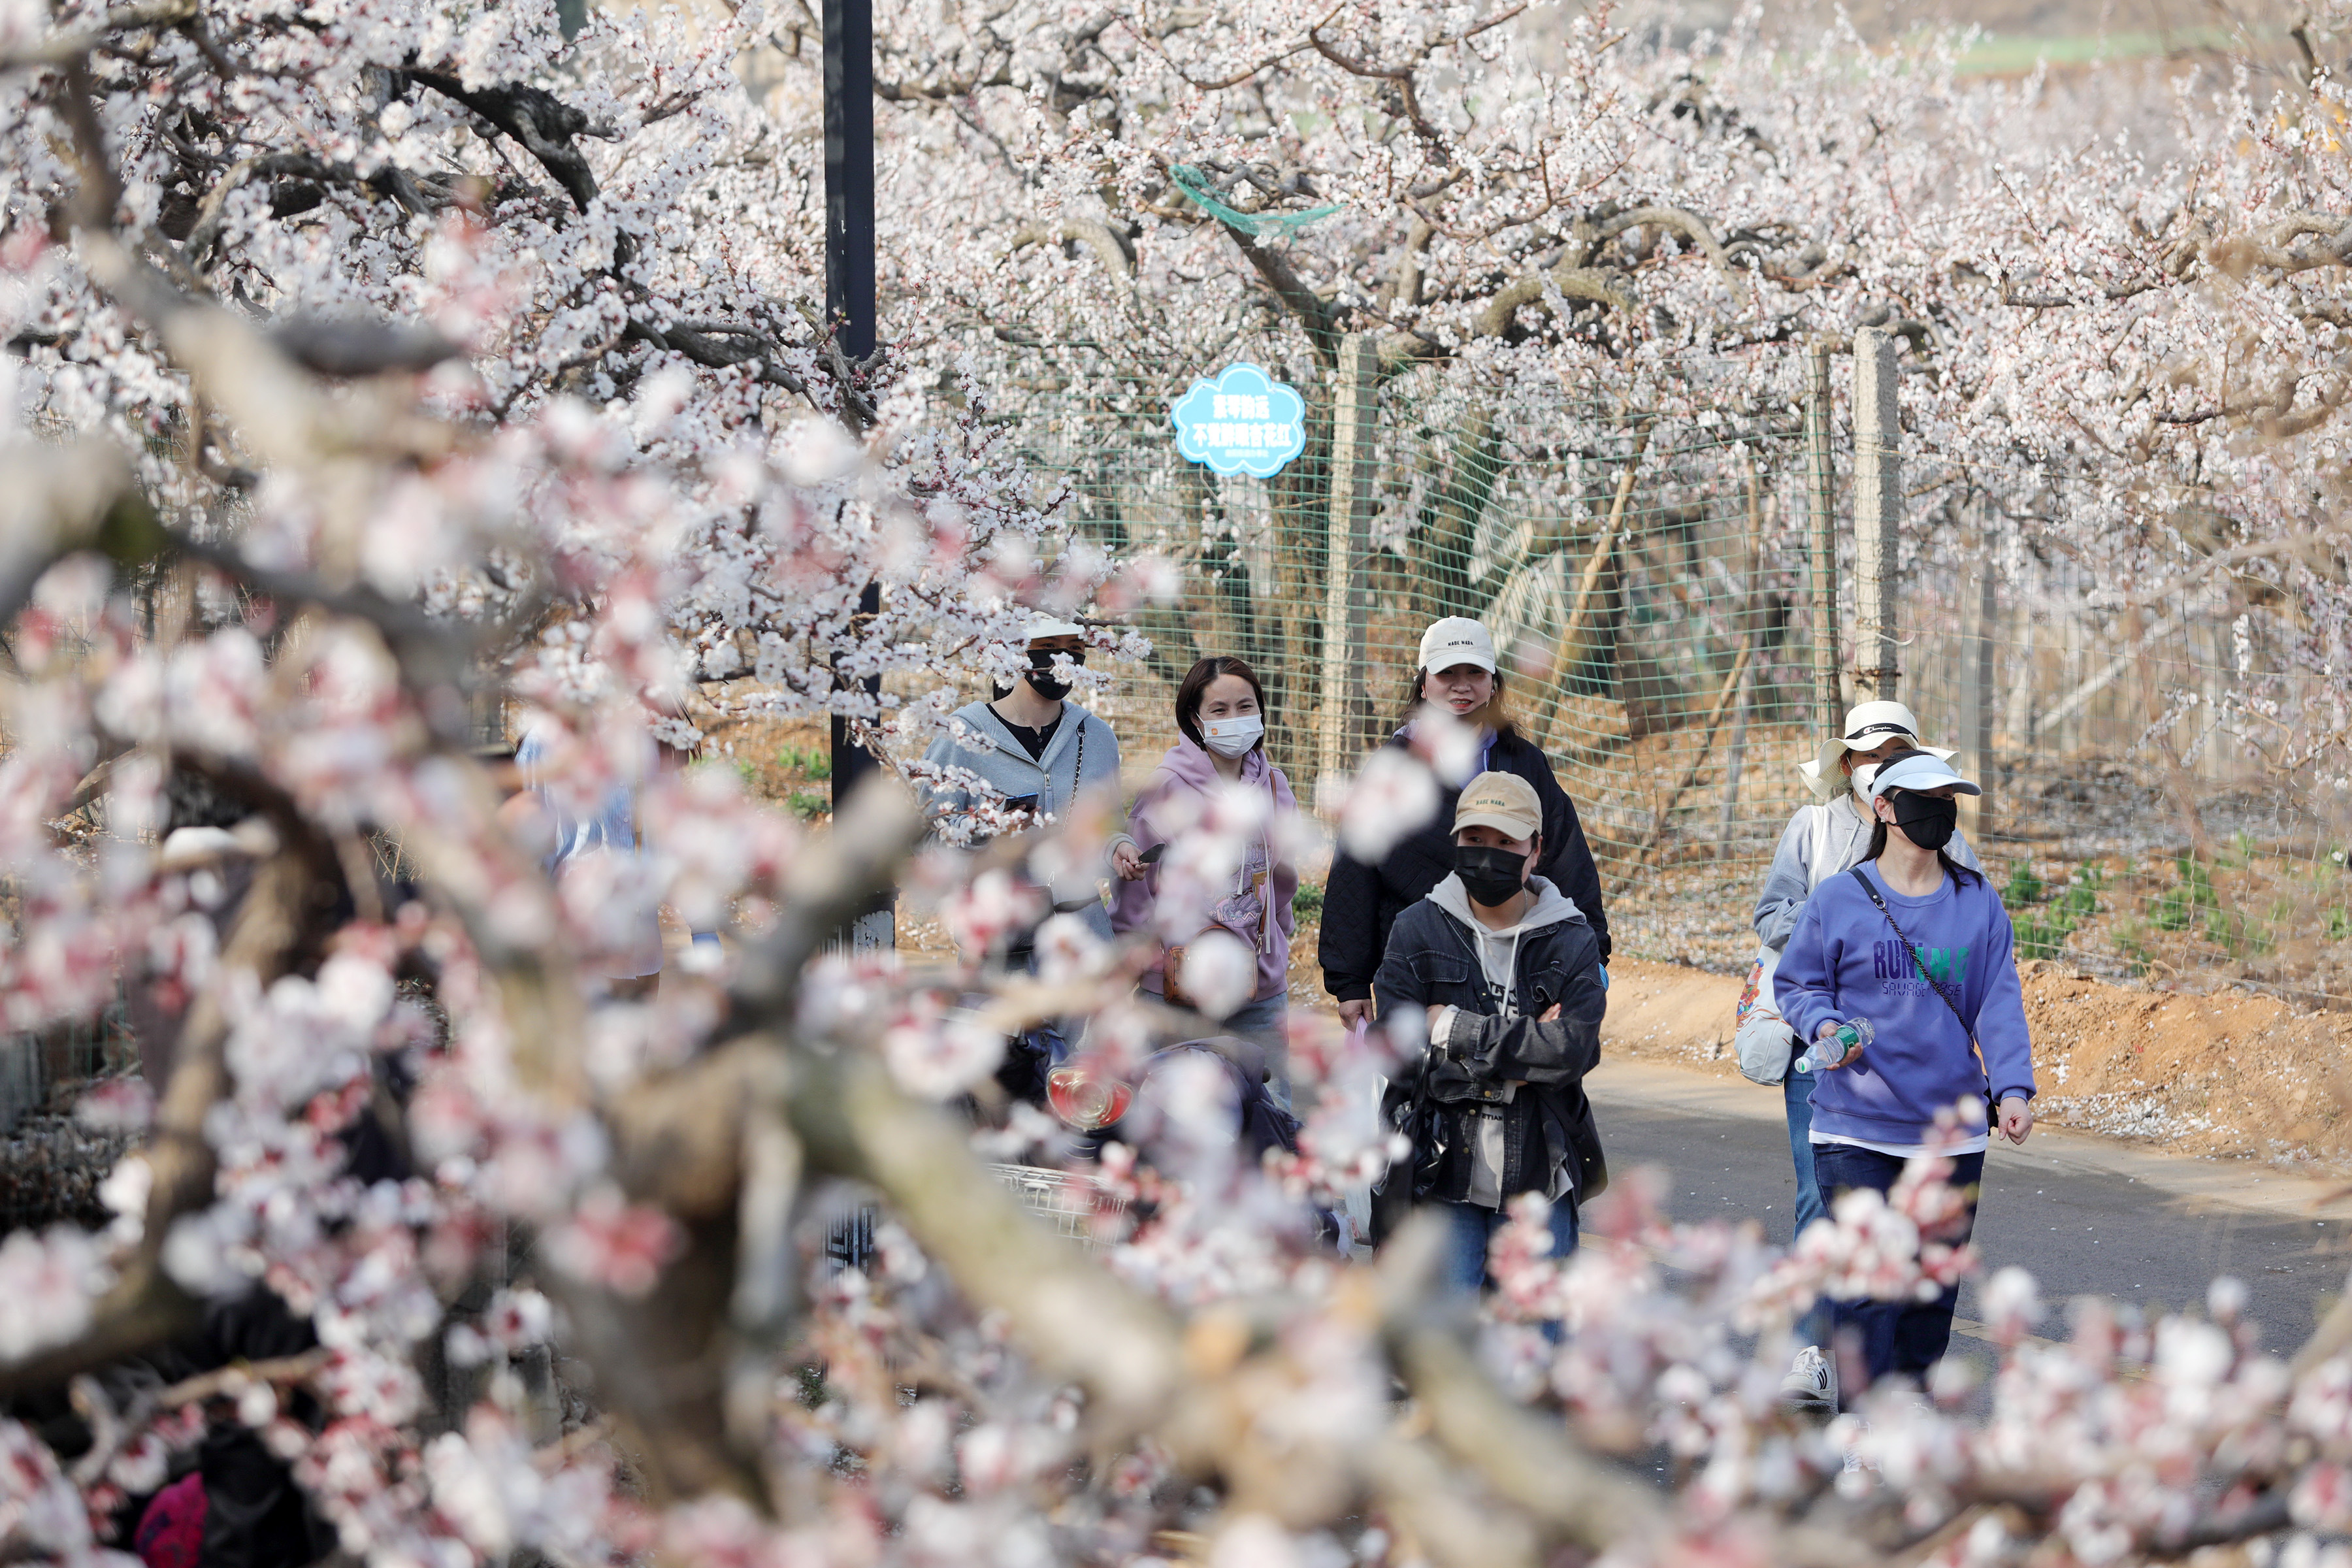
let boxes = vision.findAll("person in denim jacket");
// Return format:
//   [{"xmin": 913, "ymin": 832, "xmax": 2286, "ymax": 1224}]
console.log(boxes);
[{"xmin": 1371, "ymin": 771, "xmax": 1608, "ymax": 1292}]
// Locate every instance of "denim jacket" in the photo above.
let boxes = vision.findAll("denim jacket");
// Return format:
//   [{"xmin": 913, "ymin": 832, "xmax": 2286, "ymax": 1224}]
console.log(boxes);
[{"xmin": 1371, "ymin": 875, "xmax": 1608, "ymax": 1228}]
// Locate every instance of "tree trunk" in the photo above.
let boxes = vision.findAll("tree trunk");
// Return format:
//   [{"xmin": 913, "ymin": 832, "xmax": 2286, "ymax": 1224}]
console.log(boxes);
[{"xmin": 1413, "ymin": 407, "xmax": 1505, "ymax": 621}]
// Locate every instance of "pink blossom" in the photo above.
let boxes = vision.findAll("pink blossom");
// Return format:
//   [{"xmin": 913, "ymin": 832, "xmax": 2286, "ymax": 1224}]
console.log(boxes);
[
  {"xmin": 543, "ymin": 1184, "xmax": 685, "ymax": 1298},
  {"xmin": 0, "ymin": 1228, "xmax": 106, "ymax": 1362},
  {"xmin": 1331, "ymin": 749, "xmax": 1439, "ymax": 862},
  {"xmin": 883, "ymin": 1004, "xmax": 1005, "ymax": 1100}
]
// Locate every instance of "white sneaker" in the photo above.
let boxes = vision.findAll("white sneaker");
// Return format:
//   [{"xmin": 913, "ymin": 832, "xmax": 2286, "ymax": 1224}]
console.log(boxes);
[{"xmin": 1782, "ymin": 1345, "xmax": 1836, "ymax": 1409}]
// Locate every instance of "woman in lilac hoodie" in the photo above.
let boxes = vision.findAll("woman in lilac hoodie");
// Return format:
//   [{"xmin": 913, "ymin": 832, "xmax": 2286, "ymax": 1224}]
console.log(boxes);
[
  {"xmin": 1774, "ymin": 748, "xmax": 2036, "ymax": 1406},
  {"xmin": 1109, "ymin": 655, "xmax": 1301, "ymax": 1102}
]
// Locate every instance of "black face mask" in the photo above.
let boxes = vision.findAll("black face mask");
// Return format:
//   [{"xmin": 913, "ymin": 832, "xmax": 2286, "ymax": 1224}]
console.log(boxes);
[
  {"xmin": 1456, "ymin": 844, "xmax": 1528, "ymax": 906},
  {"xmin": 1889, "ymin": 791, "xmax": 1959, "ymax": 853},
  {"xmin": 1025, "ymin": 649, "xmax": 1082, "ymax": 702}
]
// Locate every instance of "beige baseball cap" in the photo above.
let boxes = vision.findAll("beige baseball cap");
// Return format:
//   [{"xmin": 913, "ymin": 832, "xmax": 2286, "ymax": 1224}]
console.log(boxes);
[{"xmin": 1453, "ymin": 771, "xmax": 1542, "ymax": 840}]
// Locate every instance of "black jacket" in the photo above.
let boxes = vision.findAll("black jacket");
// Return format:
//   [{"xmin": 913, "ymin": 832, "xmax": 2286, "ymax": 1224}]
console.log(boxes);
[
  {"xmin": 1318, "ymin": 728, "xmax": 1610, "ymax": 1001},
  {"xmin": 1369, "ymin": 883, "xmax": 1608, "ymax": 1232}
]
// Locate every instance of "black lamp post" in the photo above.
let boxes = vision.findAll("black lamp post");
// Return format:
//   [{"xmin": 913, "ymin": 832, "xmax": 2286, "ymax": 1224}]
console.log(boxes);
[
  {"xmin": 822, "ymin": 0, "xmax": 890, "ymax": 949},
  {"xmin": 821, "ymin": 0, "xmax": 874, "ymax": 363}
]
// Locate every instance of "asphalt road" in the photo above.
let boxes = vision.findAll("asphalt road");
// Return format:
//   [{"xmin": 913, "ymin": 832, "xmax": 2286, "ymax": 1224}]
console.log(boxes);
[{"xmin": 1586, "ymin": 1062, "xmax": 2352, "ymax": 1359}]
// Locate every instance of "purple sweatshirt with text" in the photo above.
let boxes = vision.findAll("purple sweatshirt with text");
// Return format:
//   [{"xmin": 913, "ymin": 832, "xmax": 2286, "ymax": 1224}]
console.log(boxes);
[{"xmin": 1774, "ymin": 861, "xmax": 2036, "ymax": 1145}]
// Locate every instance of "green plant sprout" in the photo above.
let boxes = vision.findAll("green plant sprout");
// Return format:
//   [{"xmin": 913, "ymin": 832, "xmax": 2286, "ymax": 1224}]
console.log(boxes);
[
  {"xmin": 2151, "ymin": 856, "xmax": 2219, "ymax": 933},
  {"xmin": 777, "ymin": 745, "xmax": 833, "ymax": 780},
  {"xmin": 2015, "ymin": 863, "xmax": 2102, "ymax": 961}
]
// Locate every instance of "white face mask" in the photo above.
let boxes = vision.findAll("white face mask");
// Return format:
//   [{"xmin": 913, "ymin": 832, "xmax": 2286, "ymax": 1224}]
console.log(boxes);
[
  {"xmin": 1200, "ymin": 714, "xmax": 1264, "ymax": 759},
  {"xmin": 1851, "ymin": 761, "xmax": 1881, "ymax": 800}
]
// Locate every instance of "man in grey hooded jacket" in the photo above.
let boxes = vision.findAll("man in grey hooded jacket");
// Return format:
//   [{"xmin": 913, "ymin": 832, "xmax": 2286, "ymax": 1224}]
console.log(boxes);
[
  {"xmin": 919, "ymin": 615, "xmax": 1132, "ymax": 948},
  {"xmin": 1372, "ymin": 772, "xmax": 1607, "ymax": 1293}
]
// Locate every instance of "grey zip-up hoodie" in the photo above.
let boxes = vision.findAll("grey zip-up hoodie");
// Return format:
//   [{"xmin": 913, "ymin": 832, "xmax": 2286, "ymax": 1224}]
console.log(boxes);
[
  {"xmin": 1426, "ymin": 875, "xmax": 1586, "ymax": 1005},
  {"xmin": 920, "ymin": 698, "xmax": 1127, "ymax": 940}
]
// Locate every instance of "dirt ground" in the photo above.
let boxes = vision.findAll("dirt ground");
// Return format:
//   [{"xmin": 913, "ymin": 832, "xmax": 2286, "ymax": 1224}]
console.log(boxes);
[{"xmin": 698, "ymin": 711, "xmax": 836, "ymax": 823}]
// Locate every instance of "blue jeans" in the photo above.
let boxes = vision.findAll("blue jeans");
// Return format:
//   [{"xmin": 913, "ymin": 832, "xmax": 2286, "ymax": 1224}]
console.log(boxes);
[
  {"xmin": 1434, "ymin": 1196, "xmax": 1580, "ymax": 1296},
  {"xmin": 1810, "ymin": 1143, "xmax": 1985, "ymax": 1403},
  {"xmin": 1219, "ymin": 992, "xmax": 1290, "ymax": 1108},
  {"xmin": 1785, "ymin": 1070, "xmax": 1833, "ymax": 1347}
]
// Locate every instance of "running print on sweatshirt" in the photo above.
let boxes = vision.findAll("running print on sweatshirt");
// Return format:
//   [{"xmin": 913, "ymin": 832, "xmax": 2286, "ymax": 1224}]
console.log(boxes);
[{"xmin": 1871, "ymin": 941, "xmax": 1968, "ymax": 994}]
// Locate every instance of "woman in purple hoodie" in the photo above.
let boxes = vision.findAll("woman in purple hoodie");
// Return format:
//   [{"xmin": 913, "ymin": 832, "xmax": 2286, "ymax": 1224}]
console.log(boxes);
[
  {"xmin": 1774, "ymin": 747, "xmax": 2036, "ymax": 1405},
  {"xmin": 1109, "ymin": 655, "xmax": 1302, "ymax": 1102}
]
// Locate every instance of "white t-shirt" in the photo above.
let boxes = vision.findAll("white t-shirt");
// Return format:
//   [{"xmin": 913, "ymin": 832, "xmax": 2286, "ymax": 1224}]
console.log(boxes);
[{"xmin": 1810, "ymin": 1128, "xmax": 1989, "ymax": 1159}]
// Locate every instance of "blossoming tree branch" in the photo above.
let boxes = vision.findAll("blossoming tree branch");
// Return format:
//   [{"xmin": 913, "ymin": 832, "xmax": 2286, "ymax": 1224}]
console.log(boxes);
[
  {"xmin": 0, "ymin": 0, "xmax": 2346, "ymax": 1565},
  {"xmin": 844, "ymin": 0, "xmax": 2352, "ymax": 779}
]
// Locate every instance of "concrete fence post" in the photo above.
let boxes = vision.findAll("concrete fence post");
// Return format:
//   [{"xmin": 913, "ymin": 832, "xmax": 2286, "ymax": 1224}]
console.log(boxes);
[
  {"xmin": 1851, "ymin": 328, "xmax": 1902, "ymax": 704},
  {"xmin": 1960, "ymin": 525, "xmax": 1998, "ymax": 843},
  {"xmin": 1805, "ymin": 344, "xmax": 1840, "ymax": 734},
  {"xmin": 1319, "ymin": 333, "xmax": 1377, "ymax": 795}
]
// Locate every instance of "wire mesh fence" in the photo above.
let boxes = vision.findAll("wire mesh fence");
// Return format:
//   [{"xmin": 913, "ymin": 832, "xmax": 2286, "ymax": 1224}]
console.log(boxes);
[
  {"xmin": 967, "ymin": 329, "xmax": 2352, "ymax": 1006},
  {"xmin": 7, "ymin": 329, "xmax": 2348, "ymax": 1236},
  {"xmin": 0, "ymin": 990, "xmax": 139, "ymax": 1232}
]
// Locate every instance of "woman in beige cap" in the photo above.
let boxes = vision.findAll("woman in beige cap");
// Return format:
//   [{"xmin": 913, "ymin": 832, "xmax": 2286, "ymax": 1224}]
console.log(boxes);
[{"xmin": 1369, "ymin": 770, "xmax": 1608, "ymax": 1290}]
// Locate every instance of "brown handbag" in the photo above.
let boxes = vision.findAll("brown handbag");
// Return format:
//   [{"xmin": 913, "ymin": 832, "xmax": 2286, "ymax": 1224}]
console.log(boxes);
[
  {"xmin": 1161, "ymin": 866, "xmax": 1269, "ymax": 1011},
  {"xmin": 1162, "ymin": 943, "xmax": 1195, "ymax": 1009}
]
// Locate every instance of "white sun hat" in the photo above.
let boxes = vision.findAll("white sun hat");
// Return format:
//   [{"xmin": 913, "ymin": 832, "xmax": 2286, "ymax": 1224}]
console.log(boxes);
[
  {"xmin": 1798, "ymin": 700, "xmax": 1957, "ymax": 802},
  {"xmin": 1024, "ymin": 613, "xmax": 1086, "ymax": 641},
  {"xmin": 1865, "ymin": 749, "xmax": 1981, "ymax": 801},
  {"xmin": 1417, "ymin": 616, "xmax": 1497, "ymax": 675}
]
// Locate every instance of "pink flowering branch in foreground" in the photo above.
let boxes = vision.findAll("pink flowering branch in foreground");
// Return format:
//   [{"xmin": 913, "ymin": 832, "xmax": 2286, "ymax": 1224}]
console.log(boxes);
[{"xmin": 0, "ymin": 1, "xmax": 2344, "ymax": 1565}]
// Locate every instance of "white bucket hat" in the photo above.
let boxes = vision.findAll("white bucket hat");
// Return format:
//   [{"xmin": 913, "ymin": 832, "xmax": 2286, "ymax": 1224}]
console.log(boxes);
[
  {"xmin": 1024, "ymin": 613, "xmax": 1086, "ymax": 642},
  {"xmin": 1799, "ymin": 700, "xmax": 1956, "ymax": 802}
]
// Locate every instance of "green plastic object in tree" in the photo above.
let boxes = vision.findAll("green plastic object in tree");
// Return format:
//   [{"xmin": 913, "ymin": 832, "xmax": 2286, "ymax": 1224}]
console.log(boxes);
[{"xmin": 1168, "ymin": 164, "xmax": 1342, "ymax": 236}]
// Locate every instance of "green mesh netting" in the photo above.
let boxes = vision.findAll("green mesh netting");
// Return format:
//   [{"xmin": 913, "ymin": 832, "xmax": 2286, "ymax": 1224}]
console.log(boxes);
[
  {"xmin": 1167, "ymin": 165, "xmax": 1343, "ymax": 237},
  {"xmin": 955, "ymin": 331, "xmax": 2352, "ymax": 1002}
]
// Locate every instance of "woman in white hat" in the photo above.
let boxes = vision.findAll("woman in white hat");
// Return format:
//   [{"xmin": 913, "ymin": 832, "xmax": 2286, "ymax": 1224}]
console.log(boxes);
[
  {"xmin": 1319, "ymin": 616, "xmax": 1611, "ymax": 1032},
  {"xmin": 1774, "ymin": 747, "xmax": 2034, "ymax": 1406},
  {"xmin": 1734, "ymin": 700, "xmax": 1981, "ymax": 1406}
]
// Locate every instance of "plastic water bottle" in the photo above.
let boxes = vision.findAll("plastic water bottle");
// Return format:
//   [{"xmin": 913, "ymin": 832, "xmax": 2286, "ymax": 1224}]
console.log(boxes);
[{"xmin": 1794, "ymin": 1017, "xmax": 1873, "ymax": 1074}]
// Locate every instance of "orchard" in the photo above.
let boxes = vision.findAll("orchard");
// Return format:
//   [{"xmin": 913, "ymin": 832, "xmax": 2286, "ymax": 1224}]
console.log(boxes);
[{"xmin": 0, "ymin": 0, "xmax": 2345, "ymax": 1565}]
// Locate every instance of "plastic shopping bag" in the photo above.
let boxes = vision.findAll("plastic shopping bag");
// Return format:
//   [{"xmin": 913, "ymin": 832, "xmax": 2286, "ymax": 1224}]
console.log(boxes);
[{"xmin": 1733, "ymin": 952, "xmax": 1799, "ymax": 1086}]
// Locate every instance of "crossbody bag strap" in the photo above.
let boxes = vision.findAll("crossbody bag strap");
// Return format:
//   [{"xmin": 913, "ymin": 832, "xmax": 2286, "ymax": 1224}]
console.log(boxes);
[{"xmin": 1846, "ymin": 866, "xmax": 1976, "ymax": 1043}]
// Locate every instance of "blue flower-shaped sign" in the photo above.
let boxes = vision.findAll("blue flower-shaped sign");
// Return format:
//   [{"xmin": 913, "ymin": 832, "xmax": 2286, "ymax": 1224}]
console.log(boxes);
[{"xmin": 1171, "ymin": 363, "xmax": 1307, "ymax": 478}]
